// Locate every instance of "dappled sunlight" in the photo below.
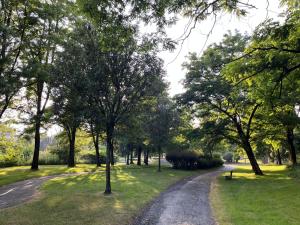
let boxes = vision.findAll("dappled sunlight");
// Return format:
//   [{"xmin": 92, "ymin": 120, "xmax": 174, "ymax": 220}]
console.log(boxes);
[
  {"xmin": 216, "ymin": 165, "xmax": 300, "ymax": 225},
  {"xmin": 115, "ymin": 172, "xmax": 137, "ymax": 182},
  {"xmin": 113, "ymin": 199, "xmax": 123, "ymax": 209},
  {"xmin": 167, "ymin": 173, "xmax": 176, "ymax": 177},
  {"xmin": 45, "ymin": 195, "xmax": 63, "ymax": 208},
  {"xmin": 228, "ymin": 165, "xmax": 293, "ymax": 181},
  {"xmin": 0, "ymin": 164, "xmax": 102, "ymax": 187}
]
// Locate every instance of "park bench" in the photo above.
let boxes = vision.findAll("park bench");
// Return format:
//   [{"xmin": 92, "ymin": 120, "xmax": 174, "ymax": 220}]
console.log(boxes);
[{"xmin": 225, "ymin": 170, "xmax": 233, "ymax": 180}]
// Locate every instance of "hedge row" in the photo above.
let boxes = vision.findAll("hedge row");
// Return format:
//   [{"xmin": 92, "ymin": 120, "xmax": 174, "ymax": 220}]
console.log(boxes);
[{"xmin": 166, "ymin": 151, "xmax": 223, "ymax": 170}]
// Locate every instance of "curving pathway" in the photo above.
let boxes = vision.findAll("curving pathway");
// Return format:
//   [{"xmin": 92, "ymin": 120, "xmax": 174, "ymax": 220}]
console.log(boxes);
[
  {"xmin": 0, "ymin": 172, "xmax": 91, "ymax": 209},
  {"xmin": 132, "ymin": 165, "xmax": 233, "ymax": 225}
]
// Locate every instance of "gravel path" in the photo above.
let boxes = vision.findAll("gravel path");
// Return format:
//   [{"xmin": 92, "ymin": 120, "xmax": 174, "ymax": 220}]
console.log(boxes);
[
  {"xmin": 0, "ymin": 172, "xmax": 91, "ymax": 209},
  {"xmin": 132, "ymin": 165, "xmax": 233, "ymax": 225}
]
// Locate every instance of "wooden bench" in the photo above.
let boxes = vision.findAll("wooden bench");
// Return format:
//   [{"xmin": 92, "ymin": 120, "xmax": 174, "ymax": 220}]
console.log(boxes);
[{"xmin": 225, "ymin": 170, "xmax": 233, "ymax": 180}]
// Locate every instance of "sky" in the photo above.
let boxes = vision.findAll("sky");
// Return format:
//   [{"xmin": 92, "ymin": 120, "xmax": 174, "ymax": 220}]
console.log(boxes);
[{"xmin": 159, "ymin": 0, "xmax": 285, "ymax": 96}]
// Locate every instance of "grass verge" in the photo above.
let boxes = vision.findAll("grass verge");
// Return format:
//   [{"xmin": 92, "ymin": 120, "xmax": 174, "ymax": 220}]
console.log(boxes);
[
  {"xmin": 0, "ymin": 165, "xmax": 204, "ymax": 225},
  {"xmin": 211, "ymin": 165, "xmax": 300, "ymax": 225},
  {"xmin": 0, "ymin": 164, "xmax": 104, "ymax": 187}
]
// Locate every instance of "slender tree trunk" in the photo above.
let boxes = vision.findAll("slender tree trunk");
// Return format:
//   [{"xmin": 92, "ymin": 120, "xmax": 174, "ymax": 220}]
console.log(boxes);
[
  {"xmin": 277, "ymin": 149, "xmax": 282, "ymax": 165},
  {"xmin": 126, "ymin": 151, "xmax": 130, "ymax": 165},
  {"xmin": 144, "ymin": 149, "xmax": 149, "ymax": 165},
  {"xmin": 137, "ymin": 145, "xmax": 142, "ymax": 166},
  {"xmin": 68, "ymin": 128, "xmax": 76, "ymax": 167},
  {"xmin": 158, "ymin": 145, "xmax": 161, "ymax": 172},
  {"xmin": 130, "ymin": 145, "xmax": 134, "ymax": 164},
  {"xmin": 31, "ymin": 115, "xmax": 41, "ymax": 170},
  {"xmin": 287, "ymin": 127, "xmax": 297, "ymax": 165},
  {"xmin": 94, "ymin": 133, "xmax": 101, "ymax": 167},
  {"xmin": 110, "ymin": 144, "xmax": 114, "ymax": 166},
  {"xmin": 31, "ymin": 81, "xmax": 43, "ymax": 170},
  {"xmin": 104, "ymin": 122, "xmax": 114, "ymax": 194},
  {"xmin": 126, "ymin": 143, "xmax": 130, "ymax": 165},
  {"xmin": 126, "ymin": 153, "xmax": 130, "ymax": 165}
]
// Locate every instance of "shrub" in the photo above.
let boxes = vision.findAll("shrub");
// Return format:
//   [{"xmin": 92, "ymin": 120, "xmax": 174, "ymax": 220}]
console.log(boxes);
[
  {"xmin": 80, "ymin": 153, "xmax": 106, "ymax": 164},
  {"xmin": 223, "ymin": 152, "xmax": 233, "ymax": 163},
  {"xmin": 49, "ymin": 145, "xmax": 69, "ymax": 163},
  {"xmin": 213, "ymin": 153, "xmax": 221, "ymax": 160},
  {"xmin": 166, "ymin": 150, "xmax": 200, "ymax": 169},
  {"xmin": 166, "ymin": 150, "xmax": 223, "ymax": 170},
  {"xmin": 0, "ymin": 137, "xmax": 22, "ymax": 167},
  {"xmin": 233, "ymin": 153, "xmax": 240, "ymax": 163},
  {"xmin": 39, "ymin": 151, "xmax": 64, "ymax": 165},
  {"xmin": 197, "ymin": 158, "xmax": 224, "ymax": 169}
]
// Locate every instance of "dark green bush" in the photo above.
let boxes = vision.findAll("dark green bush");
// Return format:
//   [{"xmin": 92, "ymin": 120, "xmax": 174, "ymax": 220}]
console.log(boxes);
[
  {"xmin": 223, "ymin": 152, "xmax": 233, "ymax": 163},
  {"xmin": 38, "ymin": 151, "xmax": 65, "ymax": 165},
  {"xmin": 166, "ymin": 150, "xmax": 223, "ymax": 170},
  {"xmin": 80, "ymin": 153, "xmax": 106, "ymax": 164},
  {"xmin": 197, "ymin": 158, "xmax": 224, "ymax": 169},
  {"xmin": 213, "ymin": 153, "xmax": 221, "ymax": 160}
]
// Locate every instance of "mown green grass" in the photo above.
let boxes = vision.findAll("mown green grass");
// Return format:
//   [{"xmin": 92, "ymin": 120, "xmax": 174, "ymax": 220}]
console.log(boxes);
[
  {"xmin": 211, "ymin": 165, "xmax": 300, "ymax": 225},
  {"xmin": 0, "ymin": 164, "xmax": 104, "ymax": 187},
  {"xmin": 0, "ymin": 165, "xmax": 203, "ymax": 225}
]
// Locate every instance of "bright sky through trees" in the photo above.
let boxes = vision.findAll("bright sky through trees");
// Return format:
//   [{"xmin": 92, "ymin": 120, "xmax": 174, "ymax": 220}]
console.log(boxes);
[{"xmin": 161, "ymin": 0, "xmax": 283, "ymax": 96}]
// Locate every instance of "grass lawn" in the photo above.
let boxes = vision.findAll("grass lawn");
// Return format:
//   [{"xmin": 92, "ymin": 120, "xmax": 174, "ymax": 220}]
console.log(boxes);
[
  {"xmin": 0, "ymin": 164, "xmax": 105, "ymax": 187},
  {"xmin": 0, "ymin": 165, "xmax": 203, "ymax": 225},
  {"xmin": 211, "ymin": 165, "xmax": 300, "ymax": 225}
]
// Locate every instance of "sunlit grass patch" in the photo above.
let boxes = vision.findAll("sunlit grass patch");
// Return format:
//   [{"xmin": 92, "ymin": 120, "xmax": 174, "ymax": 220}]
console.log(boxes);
[
  {"xmin": 211, "ymin": 164, "xmax": 300, "ymax": 225},
  {"xmin": 0, "ymin": 164, "xmax": 103, "ymax": 187}
]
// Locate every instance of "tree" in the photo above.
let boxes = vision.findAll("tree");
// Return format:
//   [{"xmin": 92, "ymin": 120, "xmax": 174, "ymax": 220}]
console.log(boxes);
[
  {"xmin": 84, "ymin": 21, "xmax": 165, "ymax": 193},
  {"xmin": 51, "ymin": 26, "xmax": 89, "ymax": 167},
  {"xmin": 147, "ymin": 95, "xmax": 178, "ymax": 172},
  {"xmin": 180, "ymin": 32, "xmax": 263, "ymax": 175},
  {"xmin": 20, "ymin": 0, "xmax": 70, "ymax": 170},
  {"xmin": 227, "ymin": 11, "xmax": 300, "ymax": 165}
]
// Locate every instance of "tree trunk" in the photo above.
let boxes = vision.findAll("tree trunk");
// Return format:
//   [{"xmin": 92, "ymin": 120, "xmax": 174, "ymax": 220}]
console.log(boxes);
[
  {"xmin": 68, "ymin": 128, "xmax": 76, "ymax": 167},
  {"xmin": 242, "ymin": 140, "xmax": 263, "ymax": 175},
  {"xmin": 31, "ymin": 115, "xmax": 41, "ymax": 170},
  {"xmin": 276, "ymin": 149, "xmax": 282, "ymax": 165},
  {"xmin": 110, "ymin": 144, "xmax": 115, "ymax": 166},
  {"xmin": 126, "ymin": 148, "xmax": 130, "ymax": 165},
  {"xmin": 137, "ymin": 145, "xmax": 142, "ymax": 166},
  {"xmin": 158, "ymin": 145, "xmax": 161, "ymax": 172},
  {"xmin": 144, "ymin": 149, "xmax": 149, "ymax": 165},
  {"xmin": 236, "ymin": 124, "xmax": 263, "ymax": 175},
  {"xmin": 94, "ymin": 133, "xmax": 101, "ymax": 167},
  {"xmin": 31, "ymin": 81, "xmax": 43, "ymax": 170},
  {"xmin": 104, "ymin": 122, "xmax": 114, "ymax": 194},
  {"xmin": 287, "ymin": 127, "xmax": 297, "ymax": 165},
  {"xmin": 130, "ymin": 145, "xmax": 134, "ymax": 164}
]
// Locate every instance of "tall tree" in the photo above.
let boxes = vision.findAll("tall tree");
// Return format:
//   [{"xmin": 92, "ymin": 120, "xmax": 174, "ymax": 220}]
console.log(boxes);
[
  {"xmin": 180, "ymin": 32, "xmax": 263, "ymax": 175},
  {"xmin": 51, "ymin": 26, "xmax": 89, "ymax": 167},
  {"xmin": 22, "ymin": 0, "xmax": 69, "ymax": 170},
  {"xmin": 227, "ymin": 11, "xmax": 300, "ymax": 165},
  {"xmin": 84, "ymin": 21, "xmax": 165, "ymax": 193},
  {"xmin": 147, "ymin": 95, "xmax": 178, "ymax": 172}
]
